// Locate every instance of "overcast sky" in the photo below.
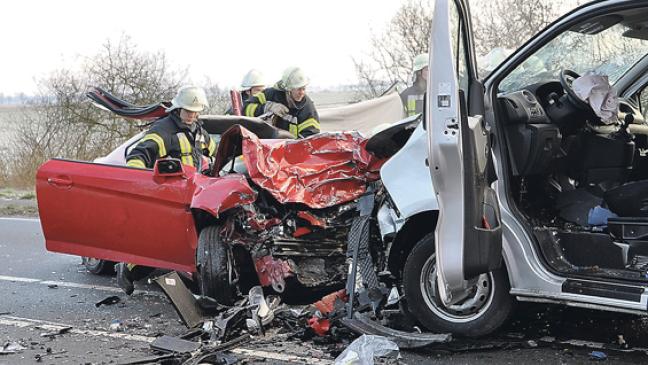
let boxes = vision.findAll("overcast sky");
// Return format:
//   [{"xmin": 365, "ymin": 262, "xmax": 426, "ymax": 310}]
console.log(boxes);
[{"xmin": 2, "ymin": 0, "xmax": 405, "ymax": 95}]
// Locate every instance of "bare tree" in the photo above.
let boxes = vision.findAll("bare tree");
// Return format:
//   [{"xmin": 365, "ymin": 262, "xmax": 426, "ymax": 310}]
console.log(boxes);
[
  {"xmin": 353, "ymin": 0, "xmax": 432, "ymax": 99},
  {"xmin": 354, "ymin": 0, "xmax": 585, "ymax": 99},
  {"xmin": 470, "ymin": 0, "xmax": 562, "ymax": 56},
  {"xmin": 3, "ymin": 35, "xmax": 190, "ymax": 187}
]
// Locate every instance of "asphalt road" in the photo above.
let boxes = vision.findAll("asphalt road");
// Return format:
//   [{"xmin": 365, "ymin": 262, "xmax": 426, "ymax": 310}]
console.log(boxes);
[{"xmin": 2, "ymin": 217, "xmax": 648, "ymax": 364}]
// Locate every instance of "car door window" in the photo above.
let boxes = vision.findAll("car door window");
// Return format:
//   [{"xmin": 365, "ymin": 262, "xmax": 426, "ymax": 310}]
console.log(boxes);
[{"xmin": 449, "ymin": 0, "xmax": 470, "ymax": 98}]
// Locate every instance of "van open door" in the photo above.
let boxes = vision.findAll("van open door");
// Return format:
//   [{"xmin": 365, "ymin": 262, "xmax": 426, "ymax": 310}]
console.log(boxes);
[{"xmin": 427, "ymin": 0, "xmax": 502, "ymax": 306}]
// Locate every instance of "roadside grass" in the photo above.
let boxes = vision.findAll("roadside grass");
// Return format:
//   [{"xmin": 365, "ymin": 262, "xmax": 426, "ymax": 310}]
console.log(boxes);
[
  {"xmin": 0, "ymin": 188, "xmax": 37, "ymax": 200},
  {"xmin": 0, "ymin": 204, "xmax": 38, "ymax": 217}
]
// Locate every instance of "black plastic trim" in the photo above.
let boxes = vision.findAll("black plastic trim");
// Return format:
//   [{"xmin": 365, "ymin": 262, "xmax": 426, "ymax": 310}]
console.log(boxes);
[{"xmin": 562, "ymin": 279, "xmax": 644, "ymax": 302}]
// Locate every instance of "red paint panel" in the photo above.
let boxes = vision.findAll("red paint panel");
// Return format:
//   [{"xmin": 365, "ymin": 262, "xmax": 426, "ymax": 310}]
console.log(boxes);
[
  {"xmin": 239, "ymin": 128, "xmax": 385, "ymax": 209},
  {"xmin": 36, "ymin": 159, "xmax": 197, "ymax": 272},
  {"xmin": 190, "ymin": 173, "xmax": 257, "ymax": 217}
]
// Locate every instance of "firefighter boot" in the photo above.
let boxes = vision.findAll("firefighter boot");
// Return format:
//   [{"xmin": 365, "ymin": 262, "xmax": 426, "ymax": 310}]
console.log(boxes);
[{"xmin": 116, "ymin": 263, "xmax": 135, "ymax": 295}]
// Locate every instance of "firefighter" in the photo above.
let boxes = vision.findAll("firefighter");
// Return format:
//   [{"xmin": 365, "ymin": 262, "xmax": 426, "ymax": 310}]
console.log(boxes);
[
  {"xmin": 243, "ymin": 66, "xmax": 320, "ymax": 138},
  {"xmin": 240, "ymin": 69, "xmax": 266, "ymax": 103},
  {"xmin": 225, "ymin": 69, "xmax": 266, "ymax": 115},
  {"xmin": 117, "ymin": 85, "xmax": 215, "ymax": 295},
  {"xmin": 400, "ymin": 53, "xmax": 429, "ymax": 117},
  {"xmin": 126, "ymin": 85, "xmax": 216, "ymax": 170}
]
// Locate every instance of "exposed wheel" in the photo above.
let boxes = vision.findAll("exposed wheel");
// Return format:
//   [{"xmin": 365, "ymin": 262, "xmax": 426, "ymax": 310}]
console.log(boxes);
[
  {"xmin": 196, "ymin": 225, "xmax": 238, "ymax": 305},
  {"xmin": 402, "ymin": 233, "xmax": 514, "ymax": 337},
  {"xmin": 82, "ymin": 257, "xmax": 115, "ymax": 275}
]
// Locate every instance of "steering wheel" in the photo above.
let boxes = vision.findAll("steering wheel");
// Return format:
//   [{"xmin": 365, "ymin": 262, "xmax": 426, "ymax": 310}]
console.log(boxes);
[{"xmin": 559, "ymin": 69, "xmax": 590, "ymax": 110}]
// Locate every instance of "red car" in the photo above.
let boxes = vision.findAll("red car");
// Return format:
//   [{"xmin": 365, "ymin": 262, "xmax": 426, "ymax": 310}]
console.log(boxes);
[{"xmin": 37, "ymin": 94, "xmax": 389, "ymax": 304}]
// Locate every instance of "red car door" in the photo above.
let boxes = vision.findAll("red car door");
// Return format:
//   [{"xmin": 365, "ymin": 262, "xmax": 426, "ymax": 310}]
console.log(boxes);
[{"xmin": 36, "ymin": 159, "xmax": 198, "ymax": 273}]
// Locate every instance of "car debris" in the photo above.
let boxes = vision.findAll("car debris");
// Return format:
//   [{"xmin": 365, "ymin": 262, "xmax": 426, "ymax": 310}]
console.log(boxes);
[
  {"xmin": 38, "ymin": 324, "xmax": 72, "ymax": 338},
  {"xmin": 590, "ymin": 350, "xmax": 608, "ymax": 361},
  {"xmin": 150, "ymin": 335, "xmax": 202, "ymax": 354},
  {"xmin": 0, "ymin": 341, "xmax": 26, "ymax": 354},
  {"xmin": 152, "ymin": 272, "xmax": 204, "ymax": 328},
  {"xmin": 95, "ymin": 295, "xmax": 121, "ymax": 307},
  {"xmin": 334, "ymin": 334, "xmax": 399, "ymax": 365},
  {"xmin": 109, "ymin": 319, "xmax": 125, "ymax": 332}
]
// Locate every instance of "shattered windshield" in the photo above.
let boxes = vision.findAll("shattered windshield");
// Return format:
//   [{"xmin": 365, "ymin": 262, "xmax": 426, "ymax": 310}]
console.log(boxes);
[{"xmin": 499, "ymin": 23, "xmax": 648, "ymax": 93}]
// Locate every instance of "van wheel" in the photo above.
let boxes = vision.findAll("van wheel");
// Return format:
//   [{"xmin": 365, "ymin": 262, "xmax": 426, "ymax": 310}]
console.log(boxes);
[
  {"xmin": 82, "ymin": 257, "xmax": 115, "ymax": 275},
  {"xmin": 196, "ymin": 225, "xmax": 238, "ymax": 305},
  {"xmin": 402, "ymin": 233, "xmax": 513, "ymax": 337}
]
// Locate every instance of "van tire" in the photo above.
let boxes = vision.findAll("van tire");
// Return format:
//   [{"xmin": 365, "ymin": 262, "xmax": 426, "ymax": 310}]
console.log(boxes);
[{"xmin": 402, "ymin": 233, "xmax": 514, "ymax": 337}]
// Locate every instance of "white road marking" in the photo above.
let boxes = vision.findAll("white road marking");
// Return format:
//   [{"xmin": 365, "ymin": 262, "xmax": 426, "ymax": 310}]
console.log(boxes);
[
  {"xmin": 0, "ymin": 217, "xmax": 40, "ymax": 223},
  {"xmin": 0, "ymin": 315, "xmax": 333, "ymax": 364},
  {"xmin": 231, "ymin": 348, "xmax": 332, "ymax": 364},
  {"xmin": 0, "ymin": 315, "xmax": 154, "ymax": 342},
  {"xmin": 0, "ymin": 274, "xmax": 157, "ymax": 296}
]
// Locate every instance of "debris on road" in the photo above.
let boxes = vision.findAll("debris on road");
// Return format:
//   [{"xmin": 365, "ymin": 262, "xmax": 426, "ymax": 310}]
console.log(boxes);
[
  {"xmin": 38, "ymin": 325, "xmax": 72, "ymax": 338},
  {"xmin": 109, "ymin": 319, "xmax": 125, "ymax": 332},
  {"xmin": 152, "ymin": 271, "xmax": 204, "ymax": 328},
  {"xmin": 150, "ymin": 335, "xmax": 201, "ymax": 354},
  {"xmin": 334, "ymin": 334, "xmax": 399, "ymax": 365},
  {"xmin": 590, "ymin": 350, "xmax": 608, "ymax": 361},
  {"xmin": 95, "ymin": 295, "xmax": 121, "ymax": 307},
  {"xmin": 0, "ymin": 341, "xmax": 26, "ymax": 354}
]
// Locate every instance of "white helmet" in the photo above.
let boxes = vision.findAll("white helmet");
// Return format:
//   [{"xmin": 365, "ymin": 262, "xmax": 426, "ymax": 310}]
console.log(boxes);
[
  {"xmin": 168, "ymin": 86, "xmax": 209, "ymax": 112},
  {"xmin": 280, "ymin": 66, "xmax": 309, "ymax": 90},
  {"xmin": 412, "ymin": 53, "xmax": 429, "ymax": 73},
  {"xmin": 240, "ymin": 69, "xmax": 265, "ymax": 91}
]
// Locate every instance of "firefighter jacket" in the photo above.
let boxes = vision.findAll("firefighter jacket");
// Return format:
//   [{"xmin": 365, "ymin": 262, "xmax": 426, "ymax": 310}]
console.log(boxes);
[
  {"xmin": 400, "ymin": 79, "xmax": 427, "ymax": 117},
  {"xmin": 126, "ymin": 111, "xmax": 217, "ymax": 170},
  {"xmin": 243, "ymin": 87, "xmax": 320, "ymax": 138}
]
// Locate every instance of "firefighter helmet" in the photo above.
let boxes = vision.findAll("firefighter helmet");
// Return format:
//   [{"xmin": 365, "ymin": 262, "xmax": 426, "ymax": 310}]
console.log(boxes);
[
  {"xmin": 240, "ymin": 69, "xmax": 266, "ymax": 91},
  {"xmin": 279, "ymin": 67, "xmax": 309, "ymax": 90},
  {"xmin": 168, "ymin": 86, "xmax": 209, "ymax": 112},
  {"xmin": 413, "ymin": 53, "xmax": 429, "ymax": 72}
]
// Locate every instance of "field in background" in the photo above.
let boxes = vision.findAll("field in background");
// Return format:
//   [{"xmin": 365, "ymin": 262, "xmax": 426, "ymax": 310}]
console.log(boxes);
[{"xmin": 0, "ymin": 105, "xmax": 21, "ymax": 145}]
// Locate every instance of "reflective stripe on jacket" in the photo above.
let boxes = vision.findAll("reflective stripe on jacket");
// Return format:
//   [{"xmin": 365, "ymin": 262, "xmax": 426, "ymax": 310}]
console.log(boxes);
[
  {"xmin": 126, "ymin": 111, "xmax": 216, "ymax": 169},
  {"xmin": 243, "ymin": 87, "xmax": 320, "ymax": 138},
  {"xmin": 399, "ymin": 81, "xmax": 426, "ymax": 117}
]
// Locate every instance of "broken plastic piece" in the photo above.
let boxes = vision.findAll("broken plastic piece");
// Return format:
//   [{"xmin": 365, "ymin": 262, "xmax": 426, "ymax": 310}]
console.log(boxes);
[
  {"xmin": 95, "ymin": 295, "xmax": 121, "ymax": 308},
  {"xmin": 150, "ymin": 335, "xmax": 201, "ymax": 354},
  {"xmin": 313, "ymin": 289, "xmax": 348, "ymax": 315},
  {"xmin": 0, "ymin": 341, "xmax": 26, "ymax": 354},
  {"xmin": 340, "ymin": 312, "xmax": 451, "ymax": 349},
  {"xmin": 386, "ymin": 287, "xmax": 400, "ymax": 306},
  {"xmin": 334, "ymin": 334, "xmax": 399, "ymax": 365},
  {"xmin": 109, "ymin": 319, "xmax": 124, "ymax": 332},
  {"xmin": 249, "ymin": 286, "xmax": 271, "ymax": 318},
  {"xmin": 308, "ymin": 316, "xmax": 331, "ymax": 337},
  {"xmin": 152, "ymin": 271, "xmax": 204, "ymax": 328},
  {"xmin": 590, "ymin": 350, "xmax": 607, "ymax": 361}
]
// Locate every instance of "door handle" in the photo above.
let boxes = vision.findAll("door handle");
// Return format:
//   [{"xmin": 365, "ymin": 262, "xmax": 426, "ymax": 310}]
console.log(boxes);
[{"xmin": 47, "ymin": 177, "xmax": 73, "ymax": 188}]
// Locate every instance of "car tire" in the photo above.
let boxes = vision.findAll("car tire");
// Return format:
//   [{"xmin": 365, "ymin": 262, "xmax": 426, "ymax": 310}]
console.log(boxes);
[
  {"xmin": 402, "ymin": 233, "xmax": 514, "ymax": 337},
  {"xmin": 82, "ymin": 257, "xmax": 116, "ymax": 275},
  {"xmin": 196, "ymin": 225, "xmax": 237, "ymax": 305}
]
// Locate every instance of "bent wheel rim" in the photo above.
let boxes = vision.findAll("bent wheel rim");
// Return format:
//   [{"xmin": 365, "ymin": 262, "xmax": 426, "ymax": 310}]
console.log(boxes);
[{"xmin": 419, "ymin": 254, "xmax": 495, "ymax": 323}]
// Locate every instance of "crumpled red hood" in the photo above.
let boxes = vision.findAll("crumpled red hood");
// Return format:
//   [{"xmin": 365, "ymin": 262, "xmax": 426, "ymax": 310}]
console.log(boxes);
[{"xmin": 239, "ymin": 128, "xmax": 385, "ymax": 209}]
